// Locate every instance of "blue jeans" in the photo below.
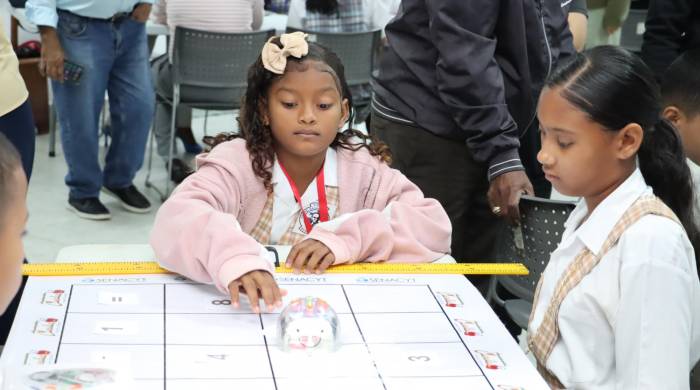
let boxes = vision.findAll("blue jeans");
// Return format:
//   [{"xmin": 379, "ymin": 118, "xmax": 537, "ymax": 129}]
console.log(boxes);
[{"xmin": 52, "ymin": 10, "xmax": 154, "ymax": 199}]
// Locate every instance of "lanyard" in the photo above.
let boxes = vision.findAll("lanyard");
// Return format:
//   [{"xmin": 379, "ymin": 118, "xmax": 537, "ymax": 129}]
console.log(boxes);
[{"xmin": 278, "ymin": 160, "xmax": 330, "ymax": 233}]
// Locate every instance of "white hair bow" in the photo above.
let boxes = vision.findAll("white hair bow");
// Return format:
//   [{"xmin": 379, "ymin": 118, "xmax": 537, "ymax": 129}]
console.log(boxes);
[{"xmin": 261, "ymin": 32, "xmax": 309, "ymax": 74}]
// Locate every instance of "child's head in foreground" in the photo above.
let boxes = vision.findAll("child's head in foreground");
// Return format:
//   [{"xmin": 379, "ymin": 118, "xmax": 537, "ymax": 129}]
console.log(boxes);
[
  {"xmin": 206, "ymin": 32, "xmax": 391, "ymax": 191},
  {"xmin": 661, "ymin": 49, "xmax": 700, "ymax": 164},
  {"xmin": 0, "ymin": 133, "xmax": 27, "ymax": 314}
]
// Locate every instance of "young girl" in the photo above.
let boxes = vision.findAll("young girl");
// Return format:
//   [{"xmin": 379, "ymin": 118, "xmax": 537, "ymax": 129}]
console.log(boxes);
[
  {"xmin": 150, "ymin": 32, "xmax": 451, "ymax": 314},
  {"xmin": 528, "ymin": 45, "xmax": 700, "ymax": 389}
]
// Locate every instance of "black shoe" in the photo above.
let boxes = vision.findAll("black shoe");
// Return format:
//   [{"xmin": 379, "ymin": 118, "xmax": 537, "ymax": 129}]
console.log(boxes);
[
  {"xmin": 67, "ymin": 197, "xmax": 111, "ymax": 220},
  {"xmin": 102, "ymin": 185, "xmax": 152, "ymax": 213},
  {"xmin": 169, "ymin": 158, "xmax": 193, "ymax": 184}
]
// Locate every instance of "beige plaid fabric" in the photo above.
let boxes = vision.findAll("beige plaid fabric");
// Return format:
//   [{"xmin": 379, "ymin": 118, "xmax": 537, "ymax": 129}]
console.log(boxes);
[
  {"xmin": 527, "ymin": 195, "xmax": 680, "ymax": 389},
  {"xmin": 249, "ymin": 187, "xmax": 339, "ymax": 245}
]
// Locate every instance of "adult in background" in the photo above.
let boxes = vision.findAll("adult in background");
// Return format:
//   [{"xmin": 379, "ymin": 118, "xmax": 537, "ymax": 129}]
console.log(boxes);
[
  {"xmin": 370, "ymin": 0, "xmax": 575, "ymax": 293},
  {"xmin": 287, "ymin": 0, "xmax": 397, "ymax": 124},
  {"xmin": 568, "ymin": 0, "xmax": 589, "ymax": 52},
  {"xmin": 641, "ymin": 0, "xmax": 700, "ymax": 81},
  {"xmin": 149, "ymin": 0, "xmax": 264, "ymax": 183},
  {"xmin": 26, "ymin": 0, "xmax": 154, "ymax": 220},
  {"xmin": 585, "ymin": 0, "xmax": 631, "ymax": 47}
]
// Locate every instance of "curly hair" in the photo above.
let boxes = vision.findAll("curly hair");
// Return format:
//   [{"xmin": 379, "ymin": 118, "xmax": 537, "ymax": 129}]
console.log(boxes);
[{"xmin": 203, "ymin": 37, "xmax": 391, "ymax": 192}]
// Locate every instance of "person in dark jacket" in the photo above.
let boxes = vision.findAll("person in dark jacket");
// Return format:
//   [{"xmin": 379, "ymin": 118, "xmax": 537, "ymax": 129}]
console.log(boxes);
[
  {"xmin": 641, "ymin": 0, "xmax": 700, "ymax": 80},
  {"xmin": 370, "ymin": 0, "xmax": 575, "ymax": 291}
]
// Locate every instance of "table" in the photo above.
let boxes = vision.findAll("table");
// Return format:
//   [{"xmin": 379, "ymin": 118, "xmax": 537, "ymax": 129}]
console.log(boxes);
[{"xmin": 2, "ymin": 245, "xmax": 547, "ymax": 390}]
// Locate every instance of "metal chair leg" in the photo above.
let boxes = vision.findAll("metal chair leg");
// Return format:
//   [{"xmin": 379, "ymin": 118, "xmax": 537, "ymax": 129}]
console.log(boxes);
[
  {"xmin": 203, "ymin": 109, "xmax": 209, "ymax": 136},
  {"xmin": 48, "ymin": 104, "xmax": 57, "ymax": 157},
  {"xmin": 164, "ymin": 85, "xmax": 180, "ymax": 201}
]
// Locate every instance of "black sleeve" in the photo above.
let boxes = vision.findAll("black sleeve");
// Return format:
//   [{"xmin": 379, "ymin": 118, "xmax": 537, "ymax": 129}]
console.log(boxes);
[
  {"xmin": 425, "ymin": 0, "xmax": 524, "ymax": 180},
  {"xmin": 568, "ymin": 0, "xmax": 588, "ymax": 17},
  {"xmin": 641, "ymin": 0, "xmax": 692, "ymax": 79}
]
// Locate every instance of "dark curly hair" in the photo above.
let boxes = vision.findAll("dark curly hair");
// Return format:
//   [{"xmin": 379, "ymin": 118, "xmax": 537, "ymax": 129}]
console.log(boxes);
[{"xmin": 204, "ymin": 36, "xmax": 391, "ymax": 192}]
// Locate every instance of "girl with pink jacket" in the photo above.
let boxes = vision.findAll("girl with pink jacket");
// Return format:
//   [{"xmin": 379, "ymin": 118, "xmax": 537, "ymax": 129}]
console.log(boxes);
[{"xmin": 150, "ymin": 32, "xmax": 451, "ymax": 314}]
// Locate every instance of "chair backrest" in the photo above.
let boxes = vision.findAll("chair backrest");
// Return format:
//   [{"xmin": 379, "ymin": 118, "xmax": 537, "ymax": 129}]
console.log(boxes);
[
  {"xmin": 494, "ymin": 195, "xmax": 577, "ymax": 302},
  {"xmin": 285, "ymin": 28, "xmax": 381, "ymax": 87},
  {"xmin": 620, "ymin": 9, "xmax": 648, "ymax": 53},
  {"xmin": 172, "ymin": 27, "xmax": 275, "ymax": 89}
]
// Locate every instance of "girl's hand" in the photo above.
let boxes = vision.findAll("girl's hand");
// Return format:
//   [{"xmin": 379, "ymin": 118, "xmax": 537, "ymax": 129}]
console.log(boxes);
[
  {"xmin": 286, "ymin": 239, "xmax": 336, "ymax": 274},
  {"xmin": 228, "ymin": 271, "xmax": 286, "ymax": 313}
]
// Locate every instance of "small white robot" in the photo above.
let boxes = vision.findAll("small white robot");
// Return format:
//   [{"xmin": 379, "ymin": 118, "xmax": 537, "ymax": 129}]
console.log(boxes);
[{"xmin": 278, "ymin": 296, "xmax": 339, "ymax": 352}]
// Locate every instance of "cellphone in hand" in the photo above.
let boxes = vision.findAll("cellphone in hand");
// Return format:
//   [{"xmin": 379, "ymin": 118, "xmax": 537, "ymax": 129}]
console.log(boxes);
[{"xmin": 63, "ymin": 60, "xmax": 84, "ymax": 83}]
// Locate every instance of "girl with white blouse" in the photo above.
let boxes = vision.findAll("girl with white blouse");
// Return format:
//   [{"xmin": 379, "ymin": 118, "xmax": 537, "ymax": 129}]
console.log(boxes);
[{"xmin": 529, "ymin": 45, "xmax": 700, "ymax": 389}]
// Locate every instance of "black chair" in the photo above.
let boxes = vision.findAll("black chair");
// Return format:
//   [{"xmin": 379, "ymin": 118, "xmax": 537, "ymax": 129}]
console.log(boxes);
[
  {"xmin": 285, "ymin": 27, "xmax": 381, "ymax": 124},
  {"xmin": 488, "ymin": 195, "xmax": 577, "ymax": 330},
  {"xmin": 145, "ymin": 27, "xmax": 275, "ymax": 200}
]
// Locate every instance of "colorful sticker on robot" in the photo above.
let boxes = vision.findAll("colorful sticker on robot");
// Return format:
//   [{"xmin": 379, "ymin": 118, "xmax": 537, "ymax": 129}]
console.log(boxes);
[
  {"xmin": 33, "ymin": 318, "xmax": 60, "ymax": 336},
  {"xmin": 475, "ymin": 350, "xmax": 506, "ymax": 370},
  {"xmin": 436, "ymin": 291, "xmax": 463, "ymax": 307},
  {"xmin": 25, "ymin": 367, "xmax": 117, "ymax": 389},
  {"xmin": 24, "ymin": 350, "xmax": 52, "ymax": 365},
  {"xmin": 454, "ymin": 319, "xmax": 483, "ymax": 336},
  {"xmin": 41, "ymin": 289, "xmax": 65, "ymax": 306},
  {"xmin": 278, "ymin": 296, "xmax": 339, "ymax": 352}
]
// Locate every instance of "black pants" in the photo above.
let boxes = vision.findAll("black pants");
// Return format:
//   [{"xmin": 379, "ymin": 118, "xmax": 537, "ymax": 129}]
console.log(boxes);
[
  {"xmin": 0, "ymin": 99, "xmax": 35, "ymax": 345},
  {"xmin": 371, "ymin": 113, "xmax": 503, "ymax": 295}
]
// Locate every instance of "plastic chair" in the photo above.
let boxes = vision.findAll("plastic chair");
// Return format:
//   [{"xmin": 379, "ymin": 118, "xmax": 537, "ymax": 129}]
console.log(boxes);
[
  {"xmin": 285, "ymin": 27, "xmax": 381, "ymax": 124},
  {"xmin": 488, "ymin": 195, "xmax": 577, "ymax": 329},
  {"xmin": 145, "ymin": 27, "xmax": 274, "ymax": 201},
  {"xmin": 620, "ymin": 9, "xmax": 648, "ymax": 53}
]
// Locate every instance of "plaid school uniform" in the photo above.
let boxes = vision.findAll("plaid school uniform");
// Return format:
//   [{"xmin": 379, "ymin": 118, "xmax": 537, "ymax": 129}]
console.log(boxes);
[
  {"xmin": 249, "ymin": 187, "xmax": 340, "ymax": 245},
  {"xmin": 302, "ymin": 0, "xmax": 367, "ymax": 32},
  {"xmin": 527, "ymin": 195, "xmax": 680, "ymax": 389}
]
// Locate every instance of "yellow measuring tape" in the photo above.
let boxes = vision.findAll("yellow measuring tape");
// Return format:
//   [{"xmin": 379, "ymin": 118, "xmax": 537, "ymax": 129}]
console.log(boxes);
[{"xmin": 22, "ymin": 262, "xmax": 528, "ymax": 276}]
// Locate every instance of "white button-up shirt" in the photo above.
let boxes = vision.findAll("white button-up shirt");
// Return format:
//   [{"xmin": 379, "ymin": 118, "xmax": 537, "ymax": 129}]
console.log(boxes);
[
  {"xmin": 530, "ymin": 169, "xmax": 700, "ymax": 389},
  {"xmin": 269, "ymin": 148, "xmax": 338, "ymax": 243}
]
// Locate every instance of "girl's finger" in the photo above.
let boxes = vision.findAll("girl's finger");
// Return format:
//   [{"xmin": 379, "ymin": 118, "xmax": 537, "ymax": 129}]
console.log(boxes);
[
  {"xmin": 304, "ymin": 246, "xmax": 327, "ymax": 273},
  {"xmin": 316, "ymin": 253, "xmax": 335, "ymax": 274},
  {"xmin": 241, "ymin": 277, "xmax": 260, "ymax": 314},
  {"xmin": 229, "ymin": 281, "xmax": 241, "ymax": 309}
]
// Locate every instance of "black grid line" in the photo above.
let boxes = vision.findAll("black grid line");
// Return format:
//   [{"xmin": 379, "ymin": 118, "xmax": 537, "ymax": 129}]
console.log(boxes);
[
  {"xmin": 259, "ymin": 314, "xmax": 278, "ymax": 390},
  {"xmin": 427, "ymin": 284, "xmax": 495, "ymax": 390},
  {"xmin": 341, "ymin": 284, "xmax": 388, "ymax": 390},
  {"xmin": 53, "ymin": 284, "xmax": 73, "ymax": 363},
  {"xmin": 52, "ymin": 281, "xmax": 498, "ymax": 389},
  {"xmin": 163, "ymin": 284, "xmax": 167, "ymax": 390}
]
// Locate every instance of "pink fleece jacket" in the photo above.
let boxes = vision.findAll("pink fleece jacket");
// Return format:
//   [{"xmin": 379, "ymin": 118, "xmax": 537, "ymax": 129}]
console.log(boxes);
[{"xmin": 150, "ymin": 139, "xmax": 452, "ymax": 293}]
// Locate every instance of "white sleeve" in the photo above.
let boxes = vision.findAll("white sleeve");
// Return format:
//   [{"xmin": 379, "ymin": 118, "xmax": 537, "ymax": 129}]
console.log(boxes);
[
  {"xmin": 286, "ymin": 0, "xmax": 305, "ymax": 29},
  {"xmin": 615, "ymin": 219, "xmax": 695, "ymax": 389}
]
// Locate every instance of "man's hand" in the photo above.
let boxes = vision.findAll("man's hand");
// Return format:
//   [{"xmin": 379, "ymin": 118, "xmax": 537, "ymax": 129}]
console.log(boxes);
[
  {"xmin": 131, "ymin": 3, "xmax": 152, "ymax": 23},
  {"xmin": 38, "ymin": 27, "xmax": 65, "ymax": 82},
  {"xmin": 228, "ymin": 270, "xmax": 286, "ymax": 313},
  {"xmin": 286, "ymin": 239, "xmax": 336, "ymax": 274},
  {"xmin": 487, "ymin": 170, "xmax": 533, "ymax": 224}
]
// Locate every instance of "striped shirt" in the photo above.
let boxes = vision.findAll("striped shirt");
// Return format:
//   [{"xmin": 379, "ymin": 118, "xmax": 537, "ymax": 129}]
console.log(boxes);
[
  {"xmin": 151, "ymin": 0, "xmax": 264, "ymax": 58},
  {"xmin": 288, "ymin": 0, "xmax": 371, "ymax": 32}
]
